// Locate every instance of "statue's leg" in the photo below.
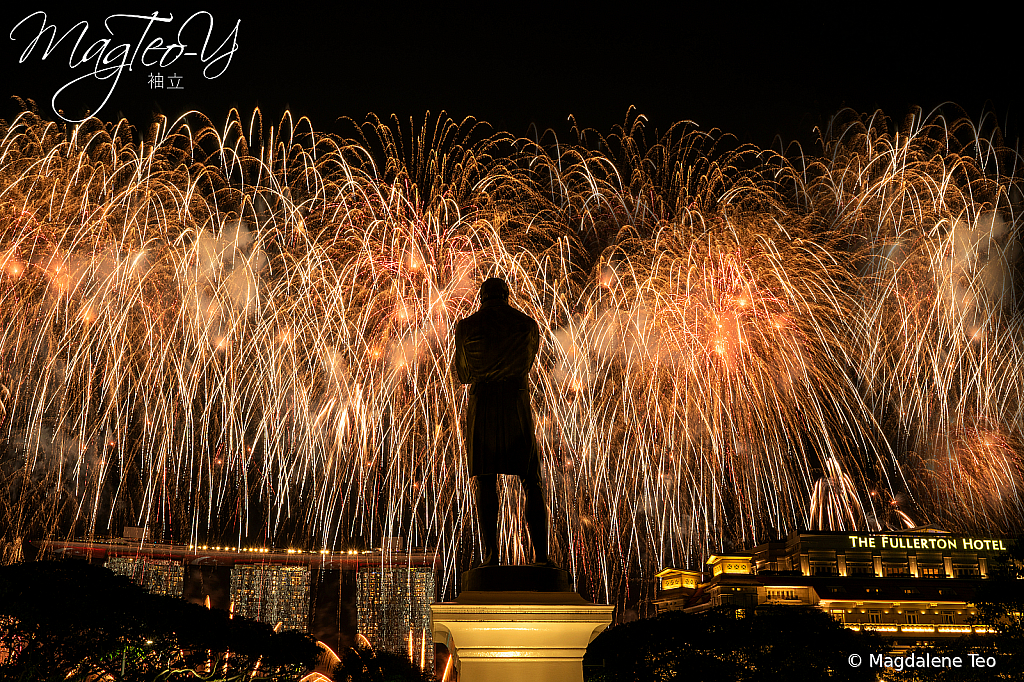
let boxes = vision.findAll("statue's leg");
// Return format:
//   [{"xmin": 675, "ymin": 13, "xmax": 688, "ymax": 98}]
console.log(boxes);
[
  {"xmin": 474, "ymin": 474, "xmax": 499, "ymax": 566},
  {"xmin": 522, "ymin": 470, "xmax": 551, "ymax": 566}
]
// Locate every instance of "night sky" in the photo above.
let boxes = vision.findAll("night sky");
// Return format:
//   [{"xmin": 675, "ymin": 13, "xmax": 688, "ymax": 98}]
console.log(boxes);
[{"xmin": 4, "ymin": 5, "xmax": 1021, "ymax": 149}]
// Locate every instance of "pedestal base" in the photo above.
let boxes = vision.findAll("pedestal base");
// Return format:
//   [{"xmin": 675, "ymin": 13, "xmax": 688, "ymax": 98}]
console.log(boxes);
[{"xmin": 431, "ymin": 574, "xmax": 613, "ymax": 682}]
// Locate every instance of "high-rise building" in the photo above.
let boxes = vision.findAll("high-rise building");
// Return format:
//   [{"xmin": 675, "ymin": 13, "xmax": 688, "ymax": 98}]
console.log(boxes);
[
  {"xmin": 231, "ymin": 564, "xmax": 311, "ymax": 631},
  {"xmin": 105, "ymin": 556, "xmax": 184, "ymax": 598},
  {"xmin": 357, "ymin": 565, "xmax": 435, "ymax": 671}
]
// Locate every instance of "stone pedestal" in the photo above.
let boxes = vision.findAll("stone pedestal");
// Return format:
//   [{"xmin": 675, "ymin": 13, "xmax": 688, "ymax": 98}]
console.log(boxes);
[{"xmin": 431, "ymin": 567, "xmax": 614, "ymax": 682}]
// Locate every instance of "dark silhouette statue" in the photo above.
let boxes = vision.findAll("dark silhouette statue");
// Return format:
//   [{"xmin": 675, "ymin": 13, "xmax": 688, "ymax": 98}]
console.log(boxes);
[{"xmin": 453, "ymin": 277, "xmax": 550, "ymax": 567}]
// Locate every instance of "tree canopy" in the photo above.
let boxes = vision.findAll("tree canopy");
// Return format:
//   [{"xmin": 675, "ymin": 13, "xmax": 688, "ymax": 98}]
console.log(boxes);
[
  {"xmin": 584, "ymin": 605, "xmax": 888, "ymax": 682},
  {"xmin": 333, "ymin": 645, "xmax": 436, "ymax": 682}
]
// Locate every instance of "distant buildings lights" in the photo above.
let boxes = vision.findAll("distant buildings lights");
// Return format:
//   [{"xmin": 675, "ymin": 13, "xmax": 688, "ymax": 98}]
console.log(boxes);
[
  {"xmin": 105, "ymin": 556, "xmax": 183, "ymax": 598},
  {"xmin": 45, "ymin": 536, "xmax": 438, "ymax": 660},
  {"xmin": 231, "ymin": 564, "xmax": 310, "ymax": 631},
  {"xmin": 357, "ymin": 566, "xmax": 435, "ymax": 671},
  {"xmin": 187, "ymin": 544, "xmax": 280, "ymax": 552},
  {"xmin": 140, "ymin": 541, "xmax": 346, "ymax": 555}
]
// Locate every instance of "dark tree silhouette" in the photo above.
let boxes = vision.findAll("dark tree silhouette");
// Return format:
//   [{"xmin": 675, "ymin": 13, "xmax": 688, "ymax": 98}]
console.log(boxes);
[
  {"xmin": 0, "ymin": 559, "xmax": 320, "ymax": 681},
  {"xmin": 333, "ymin": 644, "xmax": 436, "ymax": 682},
  {"xmin": 584, "ymin": 605, "xmax": 887, "ymax": 682}
]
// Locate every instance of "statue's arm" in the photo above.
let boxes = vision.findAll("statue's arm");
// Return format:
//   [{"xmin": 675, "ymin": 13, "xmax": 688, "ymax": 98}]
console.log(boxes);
[
  {"xmin": 453, "ymin": 321, "xmax": 472, "ymax": 384},
  {"xmin": 528, "ymin": 319, "xmax": 540, "ymax": 369}
]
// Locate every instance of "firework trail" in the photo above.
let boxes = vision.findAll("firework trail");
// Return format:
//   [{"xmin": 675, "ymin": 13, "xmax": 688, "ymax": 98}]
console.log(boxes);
[
  {"xmin": 0, "ymin": 102, "xmax": 1020, "ymax": 609},
  {"xmin": 797, "ymin": 106, "xmax": 1024, "ymax": 534}
]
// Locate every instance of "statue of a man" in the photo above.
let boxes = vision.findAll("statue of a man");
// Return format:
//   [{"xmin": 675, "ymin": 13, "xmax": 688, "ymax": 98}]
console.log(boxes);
[{"xmin": 453, "ymin": 277, "xmax": 551, "ymax": 567}]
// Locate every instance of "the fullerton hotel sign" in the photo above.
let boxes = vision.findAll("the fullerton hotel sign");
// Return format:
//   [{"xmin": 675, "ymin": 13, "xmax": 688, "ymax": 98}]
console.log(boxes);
[{"xmin": 846, "ymin": 534, "xmax": 1010, "ymax": 551}]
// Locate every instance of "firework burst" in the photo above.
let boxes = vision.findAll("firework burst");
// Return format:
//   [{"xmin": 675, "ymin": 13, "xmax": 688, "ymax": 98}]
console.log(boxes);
[{"xmin": 0, "ymin": 102, "xmax": 1021, "ymax": 609}]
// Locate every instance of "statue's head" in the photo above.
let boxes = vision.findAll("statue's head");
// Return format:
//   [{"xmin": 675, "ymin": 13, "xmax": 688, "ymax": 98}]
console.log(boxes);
[{"xmin": 479, "ymin": 277, "xmax": 510, "ymax": 303}]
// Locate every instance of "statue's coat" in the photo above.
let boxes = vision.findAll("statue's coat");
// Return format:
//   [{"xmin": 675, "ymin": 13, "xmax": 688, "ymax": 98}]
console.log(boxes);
[{"xmin": 453, "ymin": 298, "xmax": 540, "ymax": 477}]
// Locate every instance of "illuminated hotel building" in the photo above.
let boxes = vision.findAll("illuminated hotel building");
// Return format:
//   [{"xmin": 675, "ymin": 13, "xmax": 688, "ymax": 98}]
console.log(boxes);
[
  {"xmin": 357, "ymin": 565, "xmax": 435, "ymax": 672},
  {"xmin": 655, "ymin": 529, "xmax": 1014, "ymax": 647},
  {"xmin": 231, "ymin": 564, "xmax": 311, "ymax": 631},
  {"xmin": 104, "ymin": 556, "xmax": 184, "ymax": 598}
]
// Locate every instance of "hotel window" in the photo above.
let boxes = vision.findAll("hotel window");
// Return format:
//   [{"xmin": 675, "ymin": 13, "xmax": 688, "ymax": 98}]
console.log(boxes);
[
  {"xmin": 869, "ymin": 610, "xmax": 881, "ymax": 623},
  {"xmin": 809, "ymin": 552, "xmax": 838, "ymax": 576},
  {"xmin": 844, "ymin": 551, "xmax": 874, "ymax": 577},
  {"xmin": 941, "ymin": 611, "xmax": 954, "ymax": 624},
  {"xmin": 768, "ymin": 589, "xmax": 797, "ymax": 601},
  {"xmin": 883, "ymin": 563, "xmax": 910, "ymax": 577},
  {"xmin": 906, "ymin": 612, "xmax": 919, "ymax": 624},
  {"xmin": 952, "ymin": 554, "xmax": 979, "ymax": 577},
  {"xmin": 830, "ymin": 609, "xmax": 845, "ymax": 623},
  {"xmin": 920, "ymin": 566, "xmax": 944, "ymax": 578}
]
